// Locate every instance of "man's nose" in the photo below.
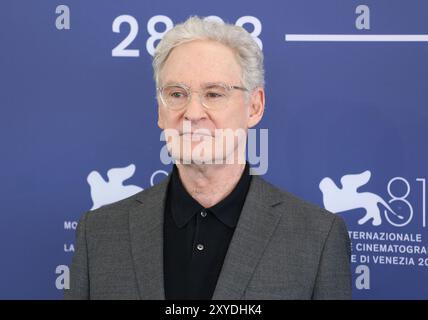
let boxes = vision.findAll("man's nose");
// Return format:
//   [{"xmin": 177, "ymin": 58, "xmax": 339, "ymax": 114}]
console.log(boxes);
[{"xmin": 183, "ymin": 93, "xmax": 207, "ymax": 122}]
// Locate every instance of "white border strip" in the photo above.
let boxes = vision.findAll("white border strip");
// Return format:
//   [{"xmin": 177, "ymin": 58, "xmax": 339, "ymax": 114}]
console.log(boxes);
[{"xmin": 285, "ymin": 34, "xmax": 428, "ymax": 42}]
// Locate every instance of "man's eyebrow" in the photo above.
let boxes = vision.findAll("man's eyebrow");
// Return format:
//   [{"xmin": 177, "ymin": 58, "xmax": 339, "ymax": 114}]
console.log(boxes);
[
  {"xmin": 203, "ymin": 82, "xmax": 225, "ymax": 88},
  {"xmin": 161, "ymin": 81, "xmax": 183, "ymax": 86},
  {"xmin": 161, "ymin": 81, "xmax": 228, "ymax": 87}
]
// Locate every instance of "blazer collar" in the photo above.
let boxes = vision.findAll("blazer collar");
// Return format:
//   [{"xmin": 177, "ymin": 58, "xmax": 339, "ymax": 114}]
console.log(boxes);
[
  {"xmin": 129, "ymin": 175, "xmax": 170, "ymax": 300},
  {"xmin": 211, "ymin": 175, "xmax": 284, "ymax": 299}
]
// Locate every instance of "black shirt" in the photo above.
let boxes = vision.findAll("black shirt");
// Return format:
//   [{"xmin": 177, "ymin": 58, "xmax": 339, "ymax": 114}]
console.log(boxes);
[{"xmin": 163, "ymin": 163, "xmax": 252, "ymax": 300}]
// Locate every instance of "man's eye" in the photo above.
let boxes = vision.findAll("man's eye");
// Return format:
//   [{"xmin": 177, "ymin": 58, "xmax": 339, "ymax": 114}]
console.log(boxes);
[
  {"xmin": 170, "ymin": 92, "xmax": 186, "ymax": 98},
  {"xmin": 206, "ymin": 92, "xmax": 224, "ymax": 98}
]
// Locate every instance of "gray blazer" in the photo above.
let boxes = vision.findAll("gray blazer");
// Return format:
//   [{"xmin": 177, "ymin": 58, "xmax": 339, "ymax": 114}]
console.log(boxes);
[{"xmin": 65, "ymin": 174, "xmax": 352, "ymax": 300}]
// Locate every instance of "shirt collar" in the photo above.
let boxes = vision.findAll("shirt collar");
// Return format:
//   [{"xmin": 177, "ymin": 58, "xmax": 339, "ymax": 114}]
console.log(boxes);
[{"xmin": 169, "ymin": 163, "xmax": 252, "ymax": 228}]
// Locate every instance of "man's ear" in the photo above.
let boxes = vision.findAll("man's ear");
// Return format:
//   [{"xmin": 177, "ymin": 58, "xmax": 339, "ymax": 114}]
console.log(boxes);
[
  {"xmin": 157, "ymin": 105, "xmax": 165, "ymax": 130},
  {"xmin": 247, "ymin": 87, "xmax": 265, "ymax": 128}
]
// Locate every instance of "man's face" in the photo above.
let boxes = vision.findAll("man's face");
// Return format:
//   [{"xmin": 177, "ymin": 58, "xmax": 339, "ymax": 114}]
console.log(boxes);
[{"xmin": 157, "ymin": 39, "xmax": 264, "ymax": 164}]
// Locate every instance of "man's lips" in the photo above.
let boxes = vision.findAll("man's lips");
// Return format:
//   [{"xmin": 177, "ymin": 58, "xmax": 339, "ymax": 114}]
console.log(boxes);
[{"xmin": 180, "ymin": 132, "xmax": 213, "ymax": 137}]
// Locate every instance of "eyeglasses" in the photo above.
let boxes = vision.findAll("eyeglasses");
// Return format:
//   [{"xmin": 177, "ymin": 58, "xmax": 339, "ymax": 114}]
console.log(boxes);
[{"xmin": 157, "ymin": 82, "xmax": 248, "ymax": 110}]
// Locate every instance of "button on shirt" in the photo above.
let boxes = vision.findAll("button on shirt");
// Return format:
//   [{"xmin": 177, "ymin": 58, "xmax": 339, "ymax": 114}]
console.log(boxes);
[{"xmin": 163, "ymin": 163, "xmax": 252, "ymax": 300}]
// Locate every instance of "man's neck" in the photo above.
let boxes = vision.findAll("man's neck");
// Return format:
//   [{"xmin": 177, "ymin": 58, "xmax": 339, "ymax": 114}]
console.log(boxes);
[{"xmin": 175, "ymin": 161, "xmax": 246, "ymax": 209}]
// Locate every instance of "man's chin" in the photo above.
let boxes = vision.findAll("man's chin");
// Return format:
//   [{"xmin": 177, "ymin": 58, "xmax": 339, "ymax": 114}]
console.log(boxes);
[
  {"xmin": 172, "ymin": 156, "xmax": 217, "ymax": 165},
  {"xmin": 171, "ymin": 154, "xmax": 246, "ymax": 166}
]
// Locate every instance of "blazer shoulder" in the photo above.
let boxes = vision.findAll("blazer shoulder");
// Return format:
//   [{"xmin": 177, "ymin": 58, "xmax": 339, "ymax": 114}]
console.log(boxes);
[
  {"xmin": 254, "ymin": 175, "xmax": 340, "ymax": 229},
  {"xmin": 80, "ymin": 173, "xmax": 170, "ymax": 233}
]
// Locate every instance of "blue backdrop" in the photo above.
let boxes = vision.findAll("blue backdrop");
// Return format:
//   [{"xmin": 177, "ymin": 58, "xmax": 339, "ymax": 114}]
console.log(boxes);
[{"xmin": 1, "ymin": 0, "xmax": 427, "ymax": 299}]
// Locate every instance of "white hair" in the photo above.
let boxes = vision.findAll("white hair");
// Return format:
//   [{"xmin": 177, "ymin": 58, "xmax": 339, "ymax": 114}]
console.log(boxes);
[{"xmin": 152, "ymin": 16, "xmax": 265, "ymax": 91}]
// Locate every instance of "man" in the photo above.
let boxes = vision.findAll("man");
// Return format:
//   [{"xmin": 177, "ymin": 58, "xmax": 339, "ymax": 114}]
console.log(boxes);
[{"xmin": 65, "ymin": 16, "xmax": 352, "ymax": 300}]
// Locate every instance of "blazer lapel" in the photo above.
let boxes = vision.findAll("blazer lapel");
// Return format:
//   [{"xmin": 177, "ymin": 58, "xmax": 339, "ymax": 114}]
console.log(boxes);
[
  {"xmin": 128, "ymin": 171, "xmax": 283, "ymax": 300},
  {"xmin": 129, "ymin": 175, "xmax": 171, "ymax": 300},
  {"xmin": 212, "ymin": 175, "xmax": 284, "ymax": 300}
]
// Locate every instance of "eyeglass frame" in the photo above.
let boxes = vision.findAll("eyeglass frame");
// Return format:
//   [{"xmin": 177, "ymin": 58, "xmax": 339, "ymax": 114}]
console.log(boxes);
[{"xmin": 156, "ymin": 82, "xmax": 249, "ymax": 110}]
